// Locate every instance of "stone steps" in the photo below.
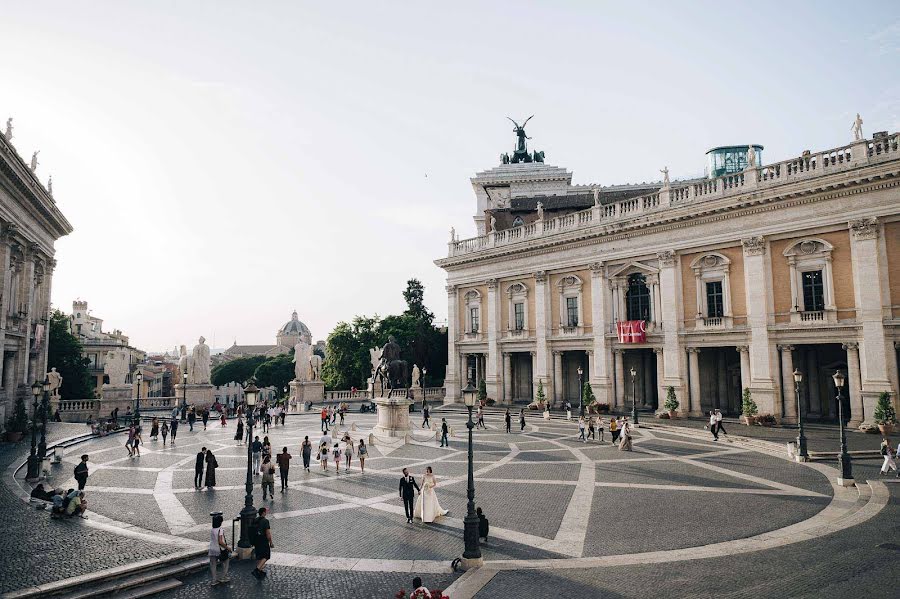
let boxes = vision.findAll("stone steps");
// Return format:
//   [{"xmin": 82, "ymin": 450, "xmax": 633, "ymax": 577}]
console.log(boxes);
[{"xmin": 3, "ymin": 550, "xmax": 206, "ymax": 599}]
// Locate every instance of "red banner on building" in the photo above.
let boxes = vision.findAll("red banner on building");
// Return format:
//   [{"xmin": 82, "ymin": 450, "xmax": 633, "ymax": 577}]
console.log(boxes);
[{"xmin": 616, "ymin": 320, "xmax": 646, "ymax": 343}]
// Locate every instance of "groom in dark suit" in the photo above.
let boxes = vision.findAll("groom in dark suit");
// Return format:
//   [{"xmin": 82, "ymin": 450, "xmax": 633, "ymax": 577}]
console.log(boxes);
[{"xmin": 399, "ymin": 468, "xmax": 420, "ymax": 523}]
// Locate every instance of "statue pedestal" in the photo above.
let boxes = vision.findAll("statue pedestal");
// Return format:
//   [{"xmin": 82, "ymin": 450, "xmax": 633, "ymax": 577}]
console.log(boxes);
[
  {"xmin": 174, "ymin": 384, "xmax": 215, "ymax": 409},
  {"xmin": 289, "ymin": 380, "xmax": 325, "ymax": 407},
  {"xmin": 372, "ymin": 395, "xmax": 413, "ymax": 438}
]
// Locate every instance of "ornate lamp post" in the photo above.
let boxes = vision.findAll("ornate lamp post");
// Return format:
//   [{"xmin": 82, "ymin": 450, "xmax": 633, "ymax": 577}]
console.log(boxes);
[
  {"xmin": 793, "ymin": 368, "xmax": 808, "ymax": 461},
  {"xmin": 181, "ymin": 372, "xmax": 188, "ymax": 421},
  {"xmin": 577, "ymin": 365, "xmax": 585, "ymax": 417},
  {"xmin": 238, "ymin": 381, "xmax": 259, "ymax": 553},
  {"xmin": 421, "ymin": 367, "xmax": 427, "ymax": 407},
  {"xmin": 38, "ymin": 377, "xmax": 50, "ymax": 459},
  {"xmin": 832, "ymin": 370, "xmax": 853, "ymax": 486},
  {"xmin": 25, "ymin": 380, "xmax": 43, "ymax": 480},
  {"xmin": 630, "ymin": 366, "xmax": 639, "ymax": 425},
  {"xmin": 134, "ymin": 370, "xmax": 143, "ymax": 423},
  {"xmin": 460, "ymin": 380, "xmax": 482, "ymax": 569}
]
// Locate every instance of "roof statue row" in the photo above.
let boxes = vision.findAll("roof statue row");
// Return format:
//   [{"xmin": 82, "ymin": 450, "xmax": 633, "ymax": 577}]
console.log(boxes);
[{"xmin": 4, "ymin": 117, "xmax": 54, "ymax": 197}]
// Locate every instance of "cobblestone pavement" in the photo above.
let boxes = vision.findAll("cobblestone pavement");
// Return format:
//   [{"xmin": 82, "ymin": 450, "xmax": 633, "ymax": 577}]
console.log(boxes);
[{"xmin": 3, "ymin": 409, "xmax": 894, "ymax": 597}]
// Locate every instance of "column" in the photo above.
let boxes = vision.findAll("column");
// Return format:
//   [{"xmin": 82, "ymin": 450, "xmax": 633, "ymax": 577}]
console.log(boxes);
[
  {"xmin": 806, "ymin": 349, "xmax": 821, "ymax": 417},
  {"xmin": 552, "ymin": 351, "xmax": 563, "ymax": 407},
  {"xmin": 445, "ymin": 285, "xmax": 459, "ymax": 402},
  {"xmin": 654, "ymin": 348, "xmax": 666, "ymax": 413},
  {"xmin": 533, "ymin": 271, "xmax": 551, "ymax": 400},
  {"xmin": 589, "ymin": 263, "xmax": 612, "ymax": 404},
  {"xmin": 779, "ymin": 345, "xmax": 797, "ymax": 424},
  {"xmin": 459, "ymin": 353, "xmax": 468, "ymax": 387},
  {"xmin": 485, "ymin": 278, "xmax": 501, "ymax": 401},
  {"xmin": 741, "ymin": 237, "xmax": 779, "ymax": 414},
  {"xmin": 0, "ymin": 228, "xmax": 13, "ymax": 389},
  {"xmin": 716, "ymin": 351, "xmax": 727, "ymax": 410},
  {"xmin": 503, "ymin": 352, "xmax": 513, "ymax": 404},
  {"xmin": 613, "ymin": 349, "xmax": 624, "ymax": 409},
  {"xmin": 530, "ymin": 351, "xmax": 538, "ymax": 401},
  {"xmin": 16, "ymin": 248, "xmax": 36, "ymax": 389},
  {"xmin": 687, "ymin": 348, "xmax": 701, "ymax": 415},
  {"xmin": 848, "ymin": 218, "xmax": 893, "ymax": 425},
  {"xmin": 843, "ymin": 342, "xmax": 864, "ymax": 427},
  {"xmin": 657, "ymin": 251, "xmax": 686, "ymax": 400}
]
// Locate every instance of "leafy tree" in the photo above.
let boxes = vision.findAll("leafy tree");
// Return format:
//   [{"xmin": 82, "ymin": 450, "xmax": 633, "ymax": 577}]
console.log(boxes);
[
  {"xmin": 582, "ymin": 382, "xmax": 596, "ymax": 408},
  {"xmin": 536, "ymin": 380, "xmax": 546, "ymax": 405},
  {"xmin": 664, "ymin": 386, "xmax": 679, "ymax": 412},
  {"xmin": 253, "ymin": 354, "xmax": 294, "ymax": 392},
  {"xmin": 211, "ymin": 355, "xmax": 267, "ymax": 387},
  {"xmin": 741, "ymin": 388, "xmax": 758, "ymax": 417},
  {"xmin": 46, "ymin": 309, "xmax": 93, "ymax": 399},
  {"xmin": 874, "ymin": 391, "xmax": 897, "ymax": 425},
  {"xmin": 478, "ymin": 378, "xmax": 487, "ymax": 402},
  {"xmin": 6, "ymin": 395, "xmax": 28, "ymax": 433},
  {"xmin": 403, "ymin": 278, "xmax": 433, "ymax": 322}
]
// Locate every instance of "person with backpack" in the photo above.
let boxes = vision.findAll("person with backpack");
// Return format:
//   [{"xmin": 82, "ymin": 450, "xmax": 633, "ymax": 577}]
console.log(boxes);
[
  {"xmin": 74, "ymin": 455, "xmax": 89, "ymax": 490},
  {"xmin": 208, "ymin": 511, "xmax": 231, "ymax": 586},
  {"xmin": 260, "ymin": 455, "xmax": 275, "ymax": 500},
  {"xmin": 250, "ymin": 507, "xmax": 272, "ymax": 579}
]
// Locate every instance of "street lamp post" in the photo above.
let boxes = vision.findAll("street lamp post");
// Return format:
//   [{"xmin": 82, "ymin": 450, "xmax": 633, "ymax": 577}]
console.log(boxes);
[
  {"xmin": 832, "ymin": 370, "xmax": 853, "ymax": 486},
  {"xmin": 460, "ymin": 380, "xmax": 482, "ymax": 569},
  {"xmin": 630, "ymin": 366, "xmax": 638, "ymax": 425},
  {"xmin": 793, "ymin": 369, "xmax": 808, "ymax": 462},
  {"xmin": 134, "ymin": 370, "xmax": 143, "ymax": 423},
  {"xmin": 181, "ymin": 372, "xmax": 188, "ymax": 421},
  {"xmin": 238, "ymin": 381, "xmax": 259, "ymax": 553},
  {"xmin": 25, "ymin": 380, "xmax": 43, "ymax": 480},
  {"xmin": 421, "ymin": 367, "xmax": 427, "ymax": 407},
  {"xmin": 577, "ymin": 365, "xmax": 585, "ymax": 417},
  {"xmin": 38, "ymin": 377, "xmax": 50, "ymax": 459}
]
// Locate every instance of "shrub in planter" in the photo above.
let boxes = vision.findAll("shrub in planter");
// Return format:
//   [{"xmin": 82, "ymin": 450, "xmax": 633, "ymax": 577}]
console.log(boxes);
[
  {"xmin": 664, "ymin": 386, "xmax": 679, "ymax": 416},
  {"xmin": 485, "ymin": 398, "xmax": 496, "ymax": 407},
  {"xmin": 5, "ymin": 396, "xmax": 28, "ymax": 441},
  {"xmin": 535, "ymin": 380, "xmax": 546, "ymax": 407},
  {"xmin": 874, "ymin": 391, "xmax": 896, "ymax": 435},
  {"xmin": 757, "ymin": 413, "xmax": 777, "ymax": 426},
  {"xmin": 741, "ymin": 388, "xmax": 758, "ymax": 424},
  {"xmin": 596, "ymin": 403, "xmax": 611, "ymax": 414},
  {"xmin": 477, "ymin": 379, "xmax": 487, "ymax": 404},
  {"xmin": 582, "ymin": 383, "xmax": 595, "ymax": 413}
]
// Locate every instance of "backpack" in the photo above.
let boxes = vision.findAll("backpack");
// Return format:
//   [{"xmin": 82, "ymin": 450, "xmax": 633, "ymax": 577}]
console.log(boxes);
[
  {"xmin": 248, "ymin": 517, "xmax": 260, "ymax": 545},
  {"xmin": 882, "ymin": 445, "xmax": 888, "ymax": 456}
]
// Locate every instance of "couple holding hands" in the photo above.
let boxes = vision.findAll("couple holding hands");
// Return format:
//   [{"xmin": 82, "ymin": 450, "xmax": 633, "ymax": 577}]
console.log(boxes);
[{"xmin": 399, "ymin": 466, "xmax": 447, "ymax": 524}]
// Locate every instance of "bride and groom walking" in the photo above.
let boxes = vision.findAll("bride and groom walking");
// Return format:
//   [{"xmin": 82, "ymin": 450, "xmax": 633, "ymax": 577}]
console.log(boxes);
[{"xmin": 399, "ymin": 467, "xmax": 448, "ymax": 524}]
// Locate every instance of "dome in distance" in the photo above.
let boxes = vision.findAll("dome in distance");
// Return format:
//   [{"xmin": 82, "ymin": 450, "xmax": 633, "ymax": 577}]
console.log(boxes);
[{"xmin": 277, "ymin": 311, "xmax": 312, "ymax": 347}]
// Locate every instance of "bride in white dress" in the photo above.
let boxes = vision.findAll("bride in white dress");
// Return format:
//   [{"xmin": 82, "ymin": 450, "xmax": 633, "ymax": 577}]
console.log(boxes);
[{"xmin": 414, "ymin": 466, "xmax": 448, "ymax": 523}]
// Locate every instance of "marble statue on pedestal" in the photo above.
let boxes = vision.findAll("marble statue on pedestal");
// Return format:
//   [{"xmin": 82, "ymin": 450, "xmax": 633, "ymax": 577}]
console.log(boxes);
[
  {"xmin": 746, "ymin": 146, "xmax": 757, "ymax": 168},
  {"xmin": 851, "ymin": 113, "xmax": 864, "ymax": 141},
  {"xmin": 411, "ymin": 364, "xmax": 420, "ymax": 388},
  {"xmin": 47, "ymin": 367, "xmax": 62, "ymax": 397},
  {"xmin": 536, "ymin": 202, "xmax": 544, "ymax": 221},
  {"xmin": 308, "ymin": 354, "xmax": 322, "ymax": 381},
  {"xmin": 190, "ymin": 337, "xmax": 211, "ymax": 384},
  {"xmin": 293, "ymin": 341, "xmax": 312, "ymax": 381},
  {"xmin": 660, "ymin": 166, "xmax": 670, "ymax": 187},
  {"xmin": 104, "ymin": 349, "xmax": 129, "ymax": 386},
  {"xmin": 178, "ymin": 345, "xmax": 192, "ymax": 382}
]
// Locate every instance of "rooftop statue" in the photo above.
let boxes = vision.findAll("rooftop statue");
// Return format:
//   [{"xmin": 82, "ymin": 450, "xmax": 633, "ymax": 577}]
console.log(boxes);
[
  {"xmin": 660, "ymin": 167, "xmax": 670, "ymax": 187},
  {"xmin": 502, "ymin": 115, "xmax": 546, "ymax": 165},
  {"xmin": 746, "ymin": 145, "xmax": 757, "ymax": 168},
  {"xmin": 536, "ymin": 201, "xmax": 544, "ymax": 221},
  {"xmin": 4, "ymin": 118, "xmax": 11, "ymax": 141},
  {"xmin": 851, "ymin": 113, "xmax": 864, "ymax": 141},
  {"xmin": 507, "ymin": 115, "xmax": 533, "ymax": 154},
  {"xmin": 30, "ymin": 151, "xmax": 39, "ymax": 171}
]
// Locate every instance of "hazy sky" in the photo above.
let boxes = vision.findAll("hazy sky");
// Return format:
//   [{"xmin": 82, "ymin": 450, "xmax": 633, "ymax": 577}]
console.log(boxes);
[{"xmin": 3, "ymin": 1, "xmax": 897, "ymax": 352}]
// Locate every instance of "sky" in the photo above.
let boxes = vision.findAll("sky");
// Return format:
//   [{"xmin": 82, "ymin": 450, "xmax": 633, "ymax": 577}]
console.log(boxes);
[{"xmin": 2, "ymin": 1, "xmax": 898, "ymax": 352}]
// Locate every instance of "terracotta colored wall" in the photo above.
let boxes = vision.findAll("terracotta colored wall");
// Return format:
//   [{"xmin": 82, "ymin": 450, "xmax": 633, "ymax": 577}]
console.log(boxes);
[
  {"xmin": 548, "ymin": 270, "xmax": 592, "ymax": 332},
  {"xmin": 679, "ymin": 246, "xmax": 746, "ymax": 328},
  {"xmin": 457, "ymin": 285, "xmax": 488, "ymax": 334},
  {"xmin": 885, "ymin": 221, "xmax": 900, "ymax": 311}
]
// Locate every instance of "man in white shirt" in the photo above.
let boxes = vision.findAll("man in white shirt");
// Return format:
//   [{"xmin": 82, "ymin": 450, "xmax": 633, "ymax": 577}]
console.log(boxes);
[
  {"xmin": 709, "ymin": 411, "xmax": 718, "ymax": 441},
  {"xmin": 714, "ymin": 409, "xmax": 727, "ymax": 438}
]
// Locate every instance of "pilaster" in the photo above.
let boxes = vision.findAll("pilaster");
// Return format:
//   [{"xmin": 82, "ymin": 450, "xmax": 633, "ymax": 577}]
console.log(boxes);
[
  {"xmin": 485, "ymin": 278, "xmax": 501, "ymax": 401},
  {"xmin": 444, "ymin": 284, "xmax": 459, "ymax": 403},
  {"xmin": 778, "ymin": 345, "xmax": 797, "ymax": 424},
  {"xmin": 533, "ymin": 271, "xmax": 551, "ymax": 400},
  {"xmin": 686, "ymin": 348, "xmax": 702, "ymax": 416},
  {"xmin": 741, "ymin": 236, "xmax": 778, "ymax": 415},
  {"xmin": 657, "ymin": 251, "xmax": 686, "ymax": 401},
  {"xmin": 842, "ymin": 342, "xmax": 864, "ymax": 428},
  {"xmin": 589, "ymin": 262, "xmax": 612, "ymax": 404}
]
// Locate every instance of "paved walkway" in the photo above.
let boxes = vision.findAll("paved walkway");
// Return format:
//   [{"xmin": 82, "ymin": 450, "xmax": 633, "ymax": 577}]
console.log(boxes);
[{"xmin": 1, "ymin": 408, "xmax": 894, "ymax": 597}]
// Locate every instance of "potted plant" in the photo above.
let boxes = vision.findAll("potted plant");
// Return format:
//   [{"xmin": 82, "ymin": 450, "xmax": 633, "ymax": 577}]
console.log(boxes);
[
  {"xmin": 741, "ymin": 387, "xmax": 758, "ymax": 425},
  {"xmin": 582, "ymin": 382, "xmax": 596, "ymax": 415},
  {"xmin": 5, "ymin": 396, "xmax": 28, "ymax": 442},
  {"xmin": 874, "ymin": 391, "xmax": 896, "ymax": 437},
  {"xmin": 664, "ymin": 386, "xmax": 679, "ymax": 419},
  {"xmin": 477, "ymin": 378, "xmax": 487, "ymax": 405},
  {"xmin": 757, "ymin": 413, "xmax": 777, "ymax": 427},
  {"xmin": 528, "ymin": 379, "xmax": 546, "ymax": 411}
]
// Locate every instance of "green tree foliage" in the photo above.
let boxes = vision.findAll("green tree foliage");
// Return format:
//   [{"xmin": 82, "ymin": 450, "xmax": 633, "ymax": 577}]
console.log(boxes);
[
  {"xmin": 873, "ymin": 391, "xmax": 897, "ymax": 425},
  {"xmin": 321, "ymin": 280, "xmax": 447, "ymax": 391},
  {"xmin": 211, "ymin": 356, "xmax": 267, "ymax": 387},
  {"xmin": 664, "ymin": 386, "xmax": 679, "ymax": 412},
  {"xmin": 582, "ymin": 382, "xmax": 596, "ymax": 407},
  {"xmin": 46, "ymin": 309, "xmax": 93, "ymax": 399},
  {"xmin": 478, "ymin": 378, "xmax": 487, "ymax": 402},
  {"xmin": 741, "ymin": 387, "xmax": 758, "ymax": 417},
  {"xmin": 536, "ymin": 380, "xmax": 546, "ymax": 404},
  {"xmin": 252, "ymin": 354, "xmax": 294, "ymax": 392},
  {"xmin": 6, "ymin": 395, "xmax": 28, "ymax": 433}
]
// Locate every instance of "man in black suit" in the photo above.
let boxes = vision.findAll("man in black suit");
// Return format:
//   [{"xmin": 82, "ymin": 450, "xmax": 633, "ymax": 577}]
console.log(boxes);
[
  {"xmin": 194, "ymin": 447, "xmax": 207, "ymax": 489},
  {"xmin": 399, "ymin": 468, "xmax": 420, "ymax": 523}
]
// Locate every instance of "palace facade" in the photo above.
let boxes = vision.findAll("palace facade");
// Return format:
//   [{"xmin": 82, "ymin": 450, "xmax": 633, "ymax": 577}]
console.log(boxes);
[
  {"xmin": 436, "ymin": 128, "xmax": 900, "ymax": 427},
  {"xmin": 0, "ymin": 129, "xmax": 73, "ymax": 425}
]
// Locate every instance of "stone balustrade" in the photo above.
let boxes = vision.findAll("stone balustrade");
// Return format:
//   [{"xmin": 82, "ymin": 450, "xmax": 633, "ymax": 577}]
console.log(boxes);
[
  {"xmin": 325, "ymin": 389, "xmax": 368, "ymax": 401},
  {"xmin": 447, "ymin": 134, "xmax": 899, "ymax": 258}
]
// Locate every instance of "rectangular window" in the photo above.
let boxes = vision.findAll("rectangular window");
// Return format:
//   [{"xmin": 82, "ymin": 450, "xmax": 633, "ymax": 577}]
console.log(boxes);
[
  {"xmin": 801, "ymin": 270, "xmax": 825, "ymax": 312},
  {"xmin": 566, "ymin": 297, "xmax": 578, "ymax": 327},
  {"xmin": 470, "ymin": 307, "xmax": 479, "ymax": 333},
  {"xmin": 705, "ymin": 281, "xmax": 724, "ymax": 318},
  {"xmin": 514, "ymin": 302, "xmax": 525, "ymax": 331}
]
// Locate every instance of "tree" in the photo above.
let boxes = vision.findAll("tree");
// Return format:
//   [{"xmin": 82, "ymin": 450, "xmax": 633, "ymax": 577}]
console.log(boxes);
[
  {"xmin": 741, "ymin": 388, "xmax": 758, "ymax": 417},
  {"xmin": 478, "ymin": 378, "xmax": 487, "ymax": 402},
  {"xmin": 582, "ymin": 382, "xmax": 596, "ymax": 408},
  {"xmin": 253, "ymin": 354, "xmax": 294, "ymax": 392},
  {"xmin": 664, "ymin": 386, "xmax": 679, "ymax": 412},
  {"xmin": 211, "ymin": 356, "xmax": 267, "ymax": 387},
  {"xmin": 402, "ymin": 278, "xmax": 433, "ymax": 322},
  {"xmin": 6, "ymin": 395, "xmax": 28, "ymax": 433},
  {"xmin": 536, "ymin": 380, "xmax": 546, "ymax": 405},
  {"xmin": 874, "ymin": 391, "xmax": 897, "ymax": 425},
  {"xmin": 46, "ymin": 310, "xmax": 93, "ymax": 399}
]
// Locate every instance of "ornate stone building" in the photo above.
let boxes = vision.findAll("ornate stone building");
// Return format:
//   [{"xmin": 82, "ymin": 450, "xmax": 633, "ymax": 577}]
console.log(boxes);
[
  {"xmin": 437, "ymin": 127, "xmax": 899, "ymax": 427},
  {"xmin": 70, "ymin": 300, "xmax": 146, "ymax": 393},
  {"xmin": 214, "ymin": 310, "xmax": 323, "ymax": 366},
  {"xmin": 0, "ymin": 129, "xmax": 73, "ymax": 425}
]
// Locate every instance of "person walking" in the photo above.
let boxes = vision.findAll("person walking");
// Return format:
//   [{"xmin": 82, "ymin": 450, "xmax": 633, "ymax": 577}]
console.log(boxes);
[
  {"xmin": 150, "ymin": 417, "xmax": 159, "ymax": 441},
  {"xmin": 358, "ymin": 439, "xmax": 368, "ymax": 473},
  {"xmin": 202, "ymin": 409, "xmax": 209, "ymax": 430},
  {"xmin": 277, "ymin": 447, "xmax": 292, "ymax": 492},
  {"xmin": 578, "ymin": 416, "xmax": 586, "ymax": 442},
  {"xmin": 188, "ymin": 407, "xmax": 196, "ymax": 431},
  {"xmin": 161, "ymin": 421, "xmax": 169, "ymax": 445},
  {"xmin": 618, "ymin": 420, "xmax": 633, "ymax": 451},
  {"xmin": 234, "ymin": 417, "xmax": 244, "ymax": 445},
  {"xmin": 565, "ymin": 400, "xmax": 572, "ymax": 421},
  {"xmin": 301, "ymin": 436, "xmax": 312, "ymax": 472},
  {"xmin": 170, "ymin": 418, "xmax": 179, "ymax": 444},
  {"xmin": 880, "ymin": 439, "xmax": 899, "ymax": 476},
  {"xmin": 714, "ymin": 409, "xmax": 727, "ymax": 438},
  {"xmin": 587, "ymin": 416, "xmax": 596, "ymax": 441},
  {"xmin": 251, "ymin": 436, "xmax": 262, "ymax": 475},
  {"xmin": 339, "ymin": 404, "xmax": 345, "ymax": 426},
  {"xmin": 331, "ymin": 443, "xmax": 342, "ymax": 474},
  {"xmin": 208, "ymin": 512, "xmax": 230, "ymax": 586},
  {"xmin": 609, "ymin": 416, "xmax": 619, "ymax": 444},
  {"xmin": 422, "ymin": 404, "xmax": 431, "ymax": 429},
  {"xmin": 505, "ymin": 409, "xmax": 511, "ymax": 433},
  {"xmin": 320, "ymin": 407, "xmax": 329, "ymax": 432},
  {"xmin": 260, "ymin": 455, "xmax": 275, "ymax": 500},
  {"xmin": 476, "ymin": 407, "xmax": 486, "ymax": 429},
  {"xmin": 709, "ymin": 411, "xmax": 719, "ymax": 441},
  {"xmin": 440, "ymin": 418, "xmax": 450, "ymax": 447},
  {"xmin": 331, "ymin": 405, "xmax": 337, "ymax": 425},
  {"xmin": 125, "ymin": 424, "xmax": 136, "ymax": 457},
  {"xmin": 319, "ymin": 440, "xmax": 329, "ymax": 472},
  {"xmin": 399, "ymin": 468, "xmax": 420, "ymax": 523},
  {"xmin": 74, "ymin": 455, "xmax": 89, "ymax": 490},
  {"xmin": 598, "ymin": 416, "xmax": 606, "ymax": 442},
  {"xmin": 343, "ymin": 436, "xmax": 354, "ymax": 472},
  {"xmin": 205, "ymin": 449, "xmax": 218, "ymax": 489},
  {"xmin": 251, "ymin": 507, "xmax": 272, "ymax": 579},
  {"xmin": 519, "ymin": 409, "xmax": 526, "ymax": 431},
  {"xmin": 195, "ymin": 447, "xmax": 207, "ymax": 489}
]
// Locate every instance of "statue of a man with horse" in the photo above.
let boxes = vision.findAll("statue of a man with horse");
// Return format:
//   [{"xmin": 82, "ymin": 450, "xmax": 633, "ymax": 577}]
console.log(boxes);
[{"xmin": 372, "ymin": 335, "xmax": 409, "ymax": 394}]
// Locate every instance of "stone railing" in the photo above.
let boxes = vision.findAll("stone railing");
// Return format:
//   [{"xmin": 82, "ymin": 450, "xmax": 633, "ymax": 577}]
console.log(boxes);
[
  {"xmin": 139, "ymin": 396, "xmax": 176, "ymax": 409},
  {"xmin": 423, "ymin": 387, "xmax": 446, "ymax": 398},
  {"xmin": 447, "ymin": 134, "xmax": 899, "ymax": 258},
  {"xmin": 325, "ymin": 390, "xmax": 369, "ymax": 401},
  {"xmin": 58, "ymin": 399, "xmax": 98, "ymax": 414}
]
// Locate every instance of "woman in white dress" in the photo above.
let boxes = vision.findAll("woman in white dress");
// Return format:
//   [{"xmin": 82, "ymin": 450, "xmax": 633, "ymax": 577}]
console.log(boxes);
[{"xmin": 414, "ymin": 466, "xmax": 448, "ymax": 523}]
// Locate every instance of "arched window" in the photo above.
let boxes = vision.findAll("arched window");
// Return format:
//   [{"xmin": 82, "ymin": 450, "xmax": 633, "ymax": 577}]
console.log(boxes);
[
  {"xmin": 626, "ymin": 273, "xmax": 651, "ymax": 321},
  {"xmin": 512, "ymin": 216, "xmax": 524, "ymax": 227}
]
